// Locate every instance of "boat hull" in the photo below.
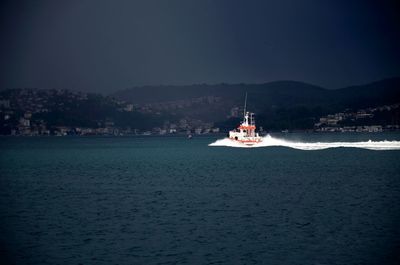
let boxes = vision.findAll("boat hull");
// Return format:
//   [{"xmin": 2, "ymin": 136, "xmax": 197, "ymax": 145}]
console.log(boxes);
[{"xmin": 229, "ymin": 136, "xmax": 263, "ymax": 146}]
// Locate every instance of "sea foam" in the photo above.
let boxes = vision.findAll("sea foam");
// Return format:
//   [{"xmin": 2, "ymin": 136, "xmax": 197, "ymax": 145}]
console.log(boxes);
[{"xmin": 208, "ymin": 134, "xmax": 400, "ymax": 150}]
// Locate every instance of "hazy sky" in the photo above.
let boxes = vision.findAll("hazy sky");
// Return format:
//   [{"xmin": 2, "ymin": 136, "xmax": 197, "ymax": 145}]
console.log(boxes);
[{"xmin": 1, "ymin": 0, "xmax": 399, "ymax": 93}]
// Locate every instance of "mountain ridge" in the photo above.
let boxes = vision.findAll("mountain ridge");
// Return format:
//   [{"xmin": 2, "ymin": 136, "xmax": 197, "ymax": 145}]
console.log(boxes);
[
  {"xmin": 1, "ymin": 77, "xmax": 399, "ymax": 134},
  {"xmin": 110, "ymin": 77, "xmax": 400, "ymax": 131},
  {"xmin": 112, "ymin": 77, "xmax": 400, "ymax": 109}
]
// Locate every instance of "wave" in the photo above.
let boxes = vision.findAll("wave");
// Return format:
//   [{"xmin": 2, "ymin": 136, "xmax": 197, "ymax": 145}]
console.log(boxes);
[{"xmin": 208, "ymin": 135, "xmax": 400, "ymax": 150}]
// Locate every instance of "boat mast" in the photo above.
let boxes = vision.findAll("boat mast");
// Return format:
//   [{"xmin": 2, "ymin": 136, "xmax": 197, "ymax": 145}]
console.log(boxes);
[{"xmin": 243, "ymin": 92, "xmax": 247, "ymax": 121}]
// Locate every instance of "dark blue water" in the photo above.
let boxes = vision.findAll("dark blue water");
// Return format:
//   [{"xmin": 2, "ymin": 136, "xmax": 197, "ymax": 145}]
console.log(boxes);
[{"xmin": 1, "ymin": 134, "xmax": 400, "ymax": 264}]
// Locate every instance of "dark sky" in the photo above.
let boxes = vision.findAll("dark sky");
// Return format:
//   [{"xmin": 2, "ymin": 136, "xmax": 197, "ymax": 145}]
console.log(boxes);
[{"xmin": 1, "ymin": 0, "xmax": 399, "ymax": 93}]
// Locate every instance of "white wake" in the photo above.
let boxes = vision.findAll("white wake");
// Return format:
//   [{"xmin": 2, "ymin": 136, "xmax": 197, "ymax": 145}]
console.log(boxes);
[{"xmin": 209, "ymin": 135, "xmax": 400, "ymax": 150}]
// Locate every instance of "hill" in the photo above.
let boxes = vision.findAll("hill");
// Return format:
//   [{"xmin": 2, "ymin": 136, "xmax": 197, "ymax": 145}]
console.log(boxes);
[
  {"xmin": 113, "ymin": 78, "xmax": 400, "ymax": 110},
  {"xmin": 1, "ymin": 78, "xmax": 399, "ymax": 135},
  {"xmin": 112, "ymin": 77, "xmax": 400, "ymax": 130}
]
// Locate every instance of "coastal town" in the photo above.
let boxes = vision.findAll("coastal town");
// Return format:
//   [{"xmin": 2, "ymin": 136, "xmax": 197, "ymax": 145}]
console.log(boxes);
[
  {"xmin": 0, "ymin": 89, "xmax": 220, "ymax": 136},
  {"xmin": 314, "ymin": 103, "xmax": 400, "ymax": 132},
  {"xmin": 0, "ymin": 88, "xmax": 399, "ymax": 136}
]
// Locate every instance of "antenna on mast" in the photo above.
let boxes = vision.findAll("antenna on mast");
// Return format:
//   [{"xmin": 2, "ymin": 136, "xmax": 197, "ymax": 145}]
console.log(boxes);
[{"xmin": 243, "ymin": 92, "xmax": 247, "ymax": 117}]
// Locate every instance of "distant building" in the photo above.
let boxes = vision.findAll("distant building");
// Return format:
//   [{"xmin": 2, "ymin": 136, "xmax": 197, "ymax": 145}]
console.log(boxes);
[
  {"xmin": 55, "ymin": 126, "xmax": 71, "ymax": 136},
  {"xmin": 229, "ymin": 107, "xmax": 240, "ymax": 118},
  {"xmin": 124, "ymin": 104, "xmax": 134, "ymax": 112},
  {"xmin": 356, "ymin": 112, "xmax": 373, "ymax": 119},
  {"xmin": 105, "ymin": 121, "xmax": 114, "ymax": 127},
  {"xmin": 0, "ymin": 99, "xmax": 10, "ymax": 108},
  {"xmin": 24, "ymin": 112, "xmax": 32, "ymax": 119},
  {"xmin": 19, "ymin": 118, "xmax": 30, "ymax": 127}
]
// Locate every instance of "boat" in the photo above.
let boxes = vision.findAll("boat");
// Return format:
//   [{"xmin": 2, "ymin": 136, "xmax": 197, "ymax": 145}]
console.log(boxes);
[{"xmin": 229, "ymin": 93, "xmax": 263, "ymax": 145}]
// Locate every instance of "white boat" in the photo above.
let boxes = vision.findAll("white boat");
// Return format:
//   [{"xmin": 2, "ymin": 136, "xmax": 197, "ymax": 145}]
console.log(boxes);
[{"xmin": 229, "ymin": 93, "xmax": 263, "ymax": 146}]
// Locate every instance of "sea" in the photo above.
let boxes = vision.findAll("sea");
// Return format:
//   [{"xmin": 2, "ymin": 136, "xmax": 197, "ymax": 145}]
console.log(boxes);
[{"xmin": 0, "ymin": 133, "xmax": 400, "ymax": 265}]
